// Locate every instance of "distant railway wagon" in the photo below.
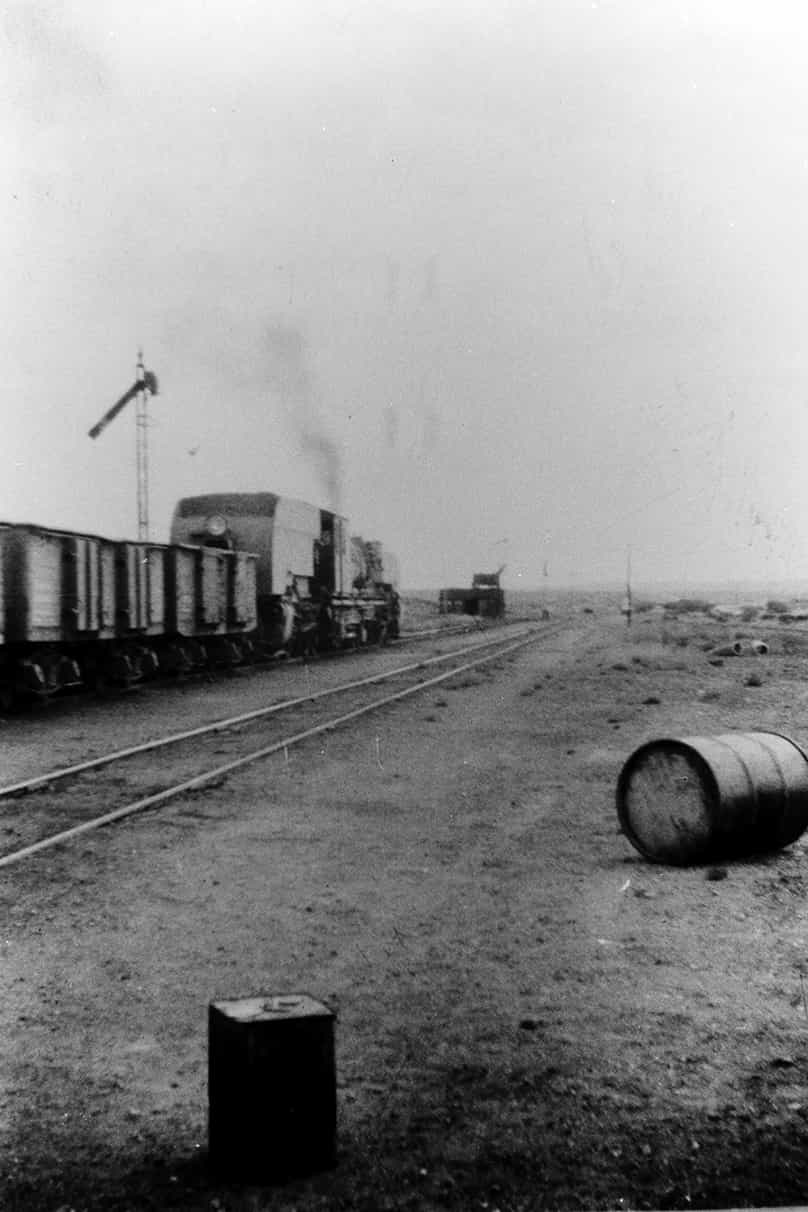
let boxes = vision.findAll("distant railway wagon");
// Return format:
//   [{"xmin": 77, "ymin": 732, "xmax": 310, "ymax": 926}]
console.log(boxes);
[
  {"xmin": 170, "ymin": 492, "xmax": 400, "ymax": 653},
  {"xmin": 438, "ymin": 587, "xmax": 505, "ymax": 618},
  {"xmin": 0, "ymin": 521, "xmax": 257, "ymax": 707},
  {"xmin": 439, "ymin": 569, "xmax": 505, "ymax": 619}
]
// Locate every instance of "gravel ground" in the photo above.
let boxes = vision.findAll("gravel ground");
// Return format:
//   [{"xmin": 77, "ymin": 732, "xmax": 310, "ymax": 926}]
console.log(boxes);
[
  {"xmin": 3, "ymin": 603, "xmax": 808, "ymax": 1210},
  {"xmin": 0, "ymin": 619, "xmax": 527, "ymax": 788}
]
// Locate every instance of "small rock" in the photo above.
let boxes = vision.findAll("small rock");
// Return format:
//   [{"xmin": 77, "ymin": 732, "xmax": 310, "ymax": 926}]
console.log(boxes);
[
  {"xmin": 697, "ymin": 689, "xmax": 721, "ymax": 701},
  {"xmin": 706, "ymin": 867, "xmax": 728, "ymax": 882},
  {"xmin": 708, "ymin": 658, "xmax": 724, "ymax": 666},
  {"xmin": 770, "ymin": 1055, "xmax": 795, "ymax": 1068},
  {"xmin": 519, "ymin": 1018, "xmax": 539, "ymax": 1031},
  {"xmin": 642, "ymin": 695, "xmax": 661, "ymax": 705},
  {"xmin": 745, "ymin": 673, "xmax": 763, "ymax": 687}
]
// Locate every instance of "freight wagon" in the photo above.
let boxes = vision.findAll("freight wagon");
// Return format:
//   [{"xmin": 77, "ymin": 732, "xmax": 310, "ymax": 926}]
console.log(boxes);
[
  {"xmin": 169, "ymin": 492, "xmax": 400, "ymax": 654},
  {"xmin": 0, "ymin": 521, "xmax": 257, "ymax": 709},
  {"xmin": 0, "ymin": 491, "xmax": 400, "ymax": 708}
]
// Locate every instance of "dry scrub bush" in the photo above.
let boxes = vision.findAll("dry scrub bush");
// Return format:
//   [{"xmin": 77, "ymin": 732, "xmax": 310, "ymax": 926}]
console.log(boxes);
[{"xmin": 664, "ymin": 598, "xmax": 714, "ymax": 615}]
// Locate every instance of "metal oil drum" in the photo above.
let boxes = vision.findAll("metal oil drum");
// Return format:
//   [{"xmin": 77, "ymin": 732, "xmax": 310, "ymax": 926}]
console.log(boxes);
[{"xmin": 616, "ymin": 731, "xmax": 808, "ymax": 865}]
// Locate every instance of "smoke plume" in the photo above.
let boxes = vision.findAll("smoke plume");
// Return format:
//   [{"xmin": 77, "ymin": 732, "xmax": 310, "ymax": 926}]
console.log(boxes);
[{"xmin": 265, "ymin": 322, "xmax": 342, "ymax": 512}]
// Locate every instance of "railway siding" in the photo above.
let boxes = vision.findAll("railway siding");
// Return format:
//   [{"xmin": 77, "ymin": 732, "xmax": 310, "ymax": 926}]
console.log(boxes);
[
  {"xmin": 0, "ymin": 624, "xmax": 569, "ymax": 868},
  {"xmin": 0, "ymin": 619, "xmax": 531, "ymax": 786}
]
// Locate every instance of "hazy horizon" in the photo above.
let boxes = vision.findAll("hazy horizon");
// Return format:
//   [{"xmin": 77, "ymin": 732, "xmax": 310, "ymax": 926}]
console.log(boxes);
[
  {"xmin": 410, "ymin": 577, "xmax": 808, "ymax": 597},
  {"xmin": 5, "ymin": 2, "xmax": 808, "ymax": 589}
]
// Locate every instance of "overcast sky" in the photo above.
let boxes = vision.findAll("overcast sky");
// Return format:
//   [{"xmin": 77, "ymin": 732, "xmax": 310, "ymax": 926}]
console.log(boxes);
[{"xmin": 4, "ymin": 0, "xmax": 808, "ymax": 588}]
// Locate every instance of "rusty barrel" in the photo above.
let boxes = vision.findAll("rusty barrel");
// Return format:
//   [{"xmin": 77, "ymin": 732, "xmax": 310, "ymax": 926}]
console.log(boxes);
[{"xmin": 616, "ymin": 731, "xmax": 808, "ymax": 865}]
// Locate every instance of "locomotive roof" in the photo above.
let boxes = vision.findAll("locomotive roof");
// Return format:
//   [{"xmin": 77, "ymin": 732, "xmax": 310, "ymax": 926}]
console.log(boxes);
[
  {"xmin": 175, "ymin": 492, "xmax": 280, "ymax": 517},
  {"xmin": 175, "ymin": 493, "xmax": 347, "ymax": 524}
]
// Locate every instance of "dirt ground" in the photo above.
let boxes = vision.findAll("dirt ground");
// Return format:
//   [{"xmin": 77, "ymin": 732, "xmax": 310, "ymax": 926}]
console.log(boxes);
[{"xmin": 4, "ymin": 596, "xmax": 808, "ymax": 1210}]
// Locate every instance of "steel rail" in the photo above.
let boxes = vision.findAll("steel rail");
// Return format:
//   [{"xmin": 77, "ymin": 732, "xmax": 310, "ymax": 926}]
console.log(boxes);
[
  {"xmin": 0, "ymin": 629, "xmax": 545, "ymax": 870},
  {"xmin": 0, "ymin": 625, "xmax": 543, "ymax": 800},
  {"xmin": 398, "ymin": 622, "xmax": 483, "ymax": 639}
]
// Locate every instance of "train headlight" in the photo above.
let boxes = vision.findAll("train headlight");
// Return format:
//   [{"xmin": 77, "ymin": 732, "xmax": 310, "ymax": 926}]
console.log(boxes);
[{"xmin": 206, "ymin": 514, "xmax": 228, "ymax": 537}]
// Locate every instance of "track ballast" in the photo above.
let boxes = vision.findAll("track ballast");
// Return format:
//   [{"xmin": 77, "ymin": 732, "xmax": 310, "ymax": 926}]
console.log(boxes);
[{"xmin": 0, "ymin": 622, "xmax": 565, "ymax": 869}]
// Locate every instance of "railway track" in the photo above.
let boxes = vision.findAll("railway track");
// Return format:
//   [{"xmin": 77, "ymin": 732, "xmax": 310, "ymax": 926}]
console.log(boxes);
[
  {"xmin": 0, "ymin": 617, "xmax": 495, "ymax": 719},
  {"xmin": 0, "ymin": 621, "xmax": 565, "ymax": 869}
]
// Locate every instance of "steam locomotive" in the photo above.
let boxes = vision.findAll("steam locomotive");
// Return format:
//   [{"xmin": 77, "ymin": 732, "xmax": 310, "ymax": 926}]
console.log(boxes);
[
  {"xmin": 0, "ymin": 493, "xmax": 400, "ymax": 708},
  {"xmin": 170, "ymin": 492, "xmax": 400, "ymax": 652}
]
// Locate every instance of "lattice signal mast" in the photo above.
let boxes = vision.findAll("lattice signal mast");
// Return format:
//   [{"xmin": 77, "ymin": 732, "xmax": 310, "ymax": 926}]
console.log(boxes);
[{"xmin": 88, "ymin": 351, "xmax": 159, "ymax": 540}]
